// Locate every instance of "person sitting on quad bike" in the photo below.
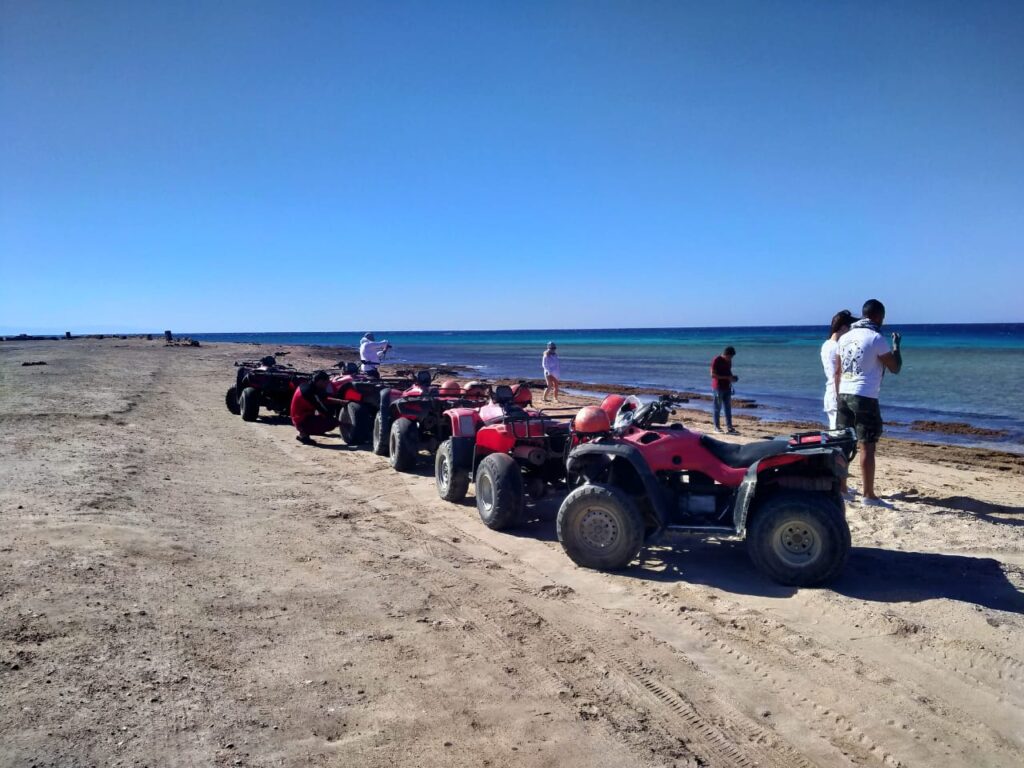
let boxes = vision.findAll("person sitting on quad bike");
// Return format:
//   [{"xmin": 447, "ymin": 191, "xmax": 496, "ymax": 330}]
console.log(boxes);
[
  {"xmin": 290, "ymin": 371, "xmax": 342, "ymax": 445},
  {"xmin": 359, "ymin": 333, "xmax": 392, "ymax": 378}
]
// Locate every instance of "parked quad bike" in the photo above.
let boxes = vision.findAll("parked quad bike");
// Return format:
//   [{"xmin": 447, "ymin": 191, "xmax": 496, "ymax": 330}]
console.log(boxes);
[
  {"xmin": 226, "ymin": 357, "xmax": 313, "ymax": 422},
  {"xmin": 434, "ymin": 383, "xmax": 576, "ymax": 530},
  {"xmin": 557, "ymin": 395, "xmax": 857, "ymax": 586},
  {"xmin": 327, "ymin": 363, "xmax": 415, "ymax": 446},
  {"xmin": 380, "ymin": 374, "xmax": 490, "ymax": 472}
]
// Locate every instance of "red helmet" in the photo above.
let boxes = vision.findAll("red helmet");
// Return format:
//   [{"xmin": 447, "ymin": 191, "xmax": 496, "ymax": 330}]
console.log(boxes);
[
  {"xmin": 438, "ymin": 379, "xmax": 462, "ymax": 396},
  {"xmin": 600, "ymin": 394, "xmax": 627, "ymax": 422},
  {"xmin": 574, "ymin": 405, "xmax": 611, "ymax": 435},
  {"xmin": 511, "ymin": 383, "xmax": 532, "ymax": 405},
  {"xmin": 463, "ymin": 380, "xmax": 487, "ymax": 398}
]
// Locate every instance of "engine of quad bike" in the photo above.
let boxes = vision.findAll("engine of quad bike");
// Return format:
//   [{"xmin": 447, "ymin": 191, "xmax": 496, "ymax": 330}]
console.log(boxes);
[{"xmin": 657, "ymin": 470, "xmax": 734, "ymax": 523}]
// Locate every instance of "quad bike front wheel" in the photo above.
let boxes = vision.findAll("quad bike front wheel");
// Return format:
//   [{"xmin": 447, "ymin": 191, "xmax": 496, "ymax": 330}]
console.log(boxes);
[
  {"xmin": 239, "ymin": 387, "xmax": 260, "ymax": 422},
  {"xmin": 225, "ymin": 386, "xmax": 241, "ymax": 415},
  {"xmin": 557, "ymin": 483, "xmax": 645, "ymax": 570},
  {"xmin": 746, "ymin": 492, "xmax": 850, "ymax": 586},
  {"xmin": 372, "ymin": 411, "xmax": 390, "ymax": 456},
  {"xmin": 389, "ymin": 418, "xmax": 419, "ymax": 472},
  {"xmin": 435, "ymin": 439, "xmax": 470, "ymax": 502},
  {"xmin": 340, "ymin": 402, "xmax": 372, "ymax": 445},
  {"xmin": 475, "ymin": 453, "xmax": 524, "ymax": 530}
]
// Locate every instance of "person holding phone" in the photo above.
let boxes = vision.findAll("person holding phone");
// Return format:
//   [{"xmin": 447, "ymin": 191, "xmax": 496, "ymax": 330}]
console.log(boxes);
[{"xmin": 837, "ymin": 299, "xmax": 903, "ymax": 506}]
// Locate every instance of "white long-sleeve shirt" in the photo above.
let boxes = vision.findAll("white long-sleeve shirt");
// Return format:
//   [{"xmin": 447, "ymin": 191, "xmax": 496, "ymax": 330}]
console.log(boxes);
[
  {"xmin": 542, "ymin": 352, "xmax": 560, "ymax": 379},
  {"xmin": 359, "ymin": 337, "xmax": 390, "ymax": 372}
]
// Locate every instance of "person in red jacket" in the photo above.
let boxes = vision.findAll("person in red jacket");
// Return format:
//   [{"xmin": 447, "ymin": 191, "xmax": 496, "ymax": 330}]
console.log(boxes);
[{"xmin": 291, "ymin": 371, "xmax": 341, "ymax": 444}]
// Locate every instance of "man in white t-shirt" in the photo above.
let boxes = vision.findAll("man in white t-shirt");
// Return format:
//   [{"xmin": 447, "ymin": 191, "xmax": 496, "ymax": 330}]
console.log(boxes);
[
  {"xmin": 837, "ymin": 299, "xmax": 903, "ymax": 506},
  {"xmin": 359, "ymin": 332, "xmax": 391, "ymax": 378}
]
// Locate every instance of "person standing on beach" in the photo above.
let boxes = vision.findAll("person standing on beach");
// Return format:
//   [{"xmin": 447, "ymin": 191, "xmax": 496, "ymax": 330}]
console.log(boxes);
[
  {"xmin": 710, "ymin": 346, "xmax": 739, "ymax": 434},
  {"xmin": 542, "ymin": 342, "xmax": 561, "ymax": 402},
  {"xmin": 821, "ymin": 310, "xmax": 854, "ymax": 429},
  {"xmin": 837, "ymin": 299, "xmax": 903, "ymax": 506},
  {"xmin": 359, "ymin": 332, "xmax": 391, "ymax": 378}
]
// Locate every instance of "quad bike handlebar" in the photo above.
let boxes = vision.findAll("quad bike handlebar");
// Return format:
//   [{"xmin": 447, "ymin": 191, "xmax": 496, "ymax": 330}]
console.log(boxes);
[{"xmin": 614, "ymin": 394, "xmax": 690, "ymax": 432}]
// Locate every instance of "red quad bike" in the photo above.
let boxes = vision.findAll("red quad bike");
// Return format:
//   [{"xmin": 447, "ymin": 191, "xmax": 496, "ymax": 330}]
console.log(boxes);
[
  {"xmin": 558, "ymin": 395, "xmax": 857, "ymax": 586},
  {"xmin": 379, "ymin": 374, "xmax": 491, "ymax": 472},
  {"xmin": 435, "ymin": 383, "xmax": 577, "ymax": 530},
  {"xmin": 327, "ymin": 363, "xmax": 415, "ymax": 446},
  {"xmin": 226, "ymin": 356, "xmax": 313, "ymax": 422}
]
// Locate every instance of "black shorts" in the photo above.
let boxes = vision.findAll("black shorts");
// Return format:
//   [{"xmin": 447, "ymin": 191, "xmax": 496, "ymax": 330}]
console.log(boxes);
[{"xmin": 837, "ymin": 394, "xmax": 883, "ymax": 444}]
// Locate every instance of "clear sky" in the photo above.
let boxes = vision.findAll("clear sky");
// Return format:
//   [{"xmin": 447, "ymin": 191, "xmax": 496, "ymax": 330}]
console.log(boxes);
[{"xmin": 2, "ymin": 1, "xmax": 1022, "ymax": 333}]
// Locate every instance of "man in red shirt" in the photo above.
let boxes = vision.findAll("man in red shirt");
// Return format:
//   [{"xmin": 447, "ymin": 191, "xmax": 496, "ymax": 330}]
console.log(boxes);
[
  {"xmin": 290, "ymin": 371, "xmax": 341, "ymax": 444},
  {"xmin": 710, "ymin": 346, "xmax": 739, "ymax": 434}
]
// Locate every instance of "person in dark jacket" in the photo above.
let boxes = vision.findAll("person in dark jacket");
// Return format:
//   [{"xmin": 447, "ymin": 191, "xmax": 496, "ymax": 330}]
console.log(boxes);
[
  {"xmin": 710, "ymin": 346, "xmax": 739, "ymax": 434},
  {"xmin": 290, "ymin": 371, "xmax": 341, "ymax": 444}
]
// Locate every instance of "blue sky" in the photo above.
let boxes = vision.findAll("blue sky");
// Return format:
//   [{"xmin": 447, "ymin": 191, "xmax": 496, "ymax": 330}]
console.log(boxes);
[{"xmin": 2, "ymin": 1, "xmax": 1022, "ymax": 333}]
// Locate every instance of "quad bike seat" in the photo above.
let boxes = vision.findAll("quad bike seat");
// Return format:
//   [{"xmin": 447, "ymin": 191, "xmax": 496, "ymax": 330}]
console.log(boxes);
[{"xmin": 699, "ymin": 435, "xmax": 790, "ymax": 469}]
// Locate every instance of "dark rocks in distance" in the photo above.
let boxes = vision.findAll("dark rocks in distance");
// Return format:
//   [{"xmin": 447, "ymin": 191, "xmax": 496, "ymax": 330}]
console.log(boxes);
[
  {"xmin": 164, "ymin": 330, "xmax": 173, "ymax": 342},
  {"xmin": 21, "ymin": 361, "xmax": 47, "ymax": 366}
]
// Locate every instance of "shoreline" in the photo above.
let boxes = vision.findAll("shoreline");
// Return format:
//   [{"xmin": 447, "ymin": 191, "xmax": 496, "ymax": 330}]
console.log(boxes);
[
  {"xmin": 237, "ymin": 339, "xmax": 1022, "ymax": 472},
  {"xmin": 6, "ymin": 334, "xmax": 1022, "ymax": 463}
]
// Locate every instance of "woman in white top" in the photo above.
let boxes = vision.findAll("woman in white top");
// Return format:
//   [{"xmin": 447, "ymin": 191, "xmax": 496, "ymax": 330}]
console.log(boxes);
[
  {"xmin": 821, "ymin": 310, "xmax": 854, "ymax": 428},
  {"xmin": 542, "ymin": 342, "xmax": 561, "ymax": 402}
]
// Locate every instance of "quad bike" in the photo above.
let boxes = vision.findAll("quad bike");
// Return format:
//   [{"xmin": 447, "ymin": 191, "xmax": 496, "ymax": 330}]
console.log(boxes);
[
  {"xmin": 226, "ymin": 356, "xmax": 313, "ymax": 422},
  {"xmin": 327, "ymin": 363, "xmax": 415, "ymax": 445},
  {"xmin": 558, "ymin": 395, "xmax": 857, "ymax": 586},
  {"xmin": 380, "ymin": 375, "xmax": 490, "ymax": 472},
  {"xmin": 434, "ymin": 383, "xmax": 577, "ymax": 530}
]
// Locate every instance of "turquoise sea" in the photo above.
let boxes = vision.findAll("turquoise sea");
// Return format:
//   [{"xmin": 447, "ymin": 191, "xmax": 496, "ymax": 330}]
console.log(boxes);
[{"xmin": 191, "ymin": 324, "xmax": 1024, "ymax": 452}]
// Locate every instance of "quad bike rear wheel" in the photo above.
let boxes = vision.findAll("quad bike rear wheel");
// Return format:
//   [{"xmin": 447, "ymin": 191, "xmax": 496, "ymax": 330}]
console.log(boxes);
[
  {"xmin": 389, "ymin": 418, "xmax": 419, "ymax": 472},
  {"xmin": 475, "ymin": 453, "xmax": 524, "ymax": 530},
  {"xmin": 340, "ymin": 402, "xmax": 372, "ymax": 445},
  {"xmin": 557, "ymin": 483, "xmax": 644, "ymax": 570},
  {"xmin": 239, "ymin": 387, "xmax": 260, "ymax": 422},
  {"xmin": 225, "ymin": 386, "xmax": 241, "ymax": 415},
  {"xmin": 746, "ymin": 492, "xmax": 850, "ymax": 586},
  {"xmin": 435, "ymin": 439, "xmax": 470, "ymax": 502},
  {"xmin": 372, "ymin": 411, "xmax": 390, "ymax": 456}
]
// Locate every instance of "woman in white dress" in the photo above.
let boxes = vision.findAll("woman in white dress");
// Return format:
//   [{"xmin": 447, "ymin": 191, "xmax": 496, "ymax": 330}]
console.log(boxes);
[{"xmin": 542, "ymin": 342, "xmax": 561, "ymax": 402}]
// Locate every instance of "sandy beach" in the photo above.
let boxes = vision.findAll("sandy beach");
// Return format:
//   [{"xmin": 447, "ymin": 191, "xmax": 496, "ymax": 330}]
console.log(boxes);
[{"xmin": 2, "ymin": 337, "xmax": 1023, "ymax": 767}]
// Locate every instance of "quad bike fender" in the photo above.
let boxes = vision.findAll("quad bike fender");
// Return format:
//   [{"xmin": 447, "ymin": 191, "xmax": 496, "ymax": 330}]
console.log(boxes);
[
  {"xmin": 735, "ymin": 447, "xmax": 848, "ymax": 535},
  {"xmin": 449, "ymin": 435, "xmax": 475, "ymax": 472},
  {"xmin": 445, "ymin": 407, "xmax": 481, "ymax": 438},
  {"xmin": 565, "ymin": 442, "xmax": 673, "ymax": 530}
]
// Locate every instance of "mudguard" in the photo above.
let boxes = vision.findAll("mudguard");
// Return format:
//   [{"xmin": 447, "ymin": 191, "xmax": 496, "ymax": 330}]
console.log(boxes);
[
  {"xmin": 565, "ymin": 442, "xmax": 674, "ymax": 529},
  {"xmin": 450, "ymin": 435, "xmax": 475, "ymax": 471},
  {"xmin": 734, "ymin": 446, "xmax": 847, "ymax": 534},
  {"xmin": 445, "ymin": 407, "xmax": 481, "ymax": 438}
]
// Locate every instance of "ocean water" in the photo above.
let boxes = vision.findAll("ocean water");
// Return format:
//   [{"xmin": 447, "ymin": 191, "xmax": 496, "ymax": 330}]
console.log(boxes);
[{"xmin": 192, "ymin": 325, "xmax": 1024, "ymax": 452}]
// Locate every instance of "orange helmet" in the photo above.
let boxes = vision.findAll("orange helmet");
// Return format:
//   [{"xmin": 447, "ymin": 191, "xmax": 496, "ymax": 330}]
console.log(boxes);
[
  {"xmin": 463, "ymin": 380, "xmax": 487, "ymax": 398},
  {"xmin": 511, "ymin": 383, "xmax": 532, "ymax": 405},
  {"xmin": 574, "ymin": 405, "xmax": 611, "ymax": 435},
  {"xmin": 438, "ymin": 379, "xmax": 462, "ymax": 396},
  {"xmin": 600, "ymin": 394, "xmax": 627, "ymax": 422}
]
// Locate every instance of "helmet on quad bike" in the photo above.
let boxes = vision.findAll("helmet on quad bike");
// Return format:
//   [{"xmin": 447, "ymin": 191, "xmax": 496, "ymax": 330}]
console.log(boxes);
[
  {"xmin": 438, "ymin": 379, "xmax": 462, "ymax": 396},
  {"xmin": 463, "ymin": 380, "xmax": 487, "ymax": 398},
  {"xmin": 600, "ymin": 394, "xmax": 626, "ymax": 422},
  {"xmin": 511, "ymin": 383, "xmax": 532, "ymax": 406},
  {"xmin": 573, "ymin": 406, "xmax": 611, "ymax": 435}
]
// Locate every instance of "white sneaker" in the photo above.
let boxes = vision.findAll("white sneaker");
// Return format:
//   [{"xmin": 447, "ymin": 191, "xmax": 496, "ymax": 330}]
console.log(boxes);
[{"xmin": 861, "ymin": 497, "xmax": 892, "ymax": 509}]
